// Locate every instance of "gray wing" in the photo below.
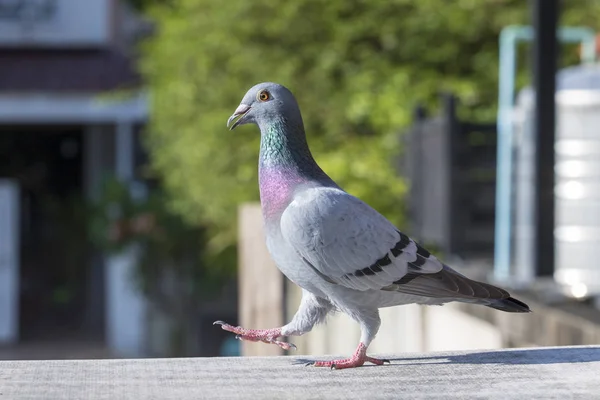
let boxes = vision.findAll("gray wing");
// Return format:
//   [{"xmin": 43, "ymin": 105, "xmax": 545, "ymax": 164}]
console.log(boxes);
[
  {"xmin": 280, "ymin": 187, "xmax": 510, "ymax": 301},
  {"xmin": 280, "ymin": 187, "xmax": 443, "ymax": 291}
]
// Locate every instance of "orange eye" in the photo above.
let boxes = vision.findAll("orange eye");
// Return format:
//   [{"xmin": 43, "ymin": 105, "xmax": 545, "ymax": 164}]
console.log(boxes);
[{"xmin": 257, "ymin": 90, "xmax": 270, "ymax": 101}]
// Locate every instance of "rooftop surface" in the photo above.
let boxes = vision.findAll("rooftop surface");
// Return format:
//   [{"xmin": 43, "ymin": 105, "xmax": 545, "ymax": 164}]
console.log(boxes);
[{"xmin": 1, "ymin": 345, "xmax": 599, "ymax": 399}]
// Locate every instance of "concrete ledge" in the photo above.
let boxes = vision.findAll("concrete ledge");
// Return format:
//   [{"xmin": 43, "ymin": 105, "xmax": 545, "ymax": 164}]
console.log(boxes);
[{"xmin": 1, "ymin": 346, "xmax": 599, "ymax": 399}]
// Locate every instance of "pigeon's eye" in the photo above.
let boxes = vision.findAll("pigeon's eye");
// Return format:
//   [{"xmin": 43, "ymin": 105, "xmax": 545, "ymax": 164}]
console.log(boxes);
[{"xmin": 257, "ymin": 90, "xmax": 270, "ymax": 102}]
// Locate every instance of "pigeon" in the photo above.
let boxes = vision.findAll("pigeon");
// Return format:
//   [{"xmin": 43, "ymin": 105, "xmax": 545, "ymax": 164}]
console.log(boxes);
[{"xmin": 216, "ymin": 82, "xmax": 530, "ymax": 369}]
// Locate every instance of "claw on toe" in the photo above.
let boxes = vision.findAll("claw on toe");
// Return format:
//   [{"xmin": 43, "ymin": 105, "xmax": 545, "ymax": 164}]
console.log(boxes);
[
  {"xmin": 213, "ymin": 320, "xmax": 241, "ymax": 335},
  {"xmin": 269, "ymin": 339, "xmax": 297, "ymax": 351},
  {"xmin": 283, "ymin": 342, "xmax": 297, "ymax": 350},
  {"xmin": 213, "ymin": 320, "xmax": 236, "ymax": 331},
  {"xmin": 364, "ymin": 356, "xmax": 390, "ymax": 366}
]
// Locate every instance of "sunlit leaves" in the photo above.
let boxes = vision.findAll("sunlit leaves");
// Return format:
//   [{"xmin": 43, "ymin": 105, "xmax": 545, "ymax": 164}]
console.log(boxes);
[{"xmin": 139, "ymin": 0, "xmax": 600, "ymax": 262}]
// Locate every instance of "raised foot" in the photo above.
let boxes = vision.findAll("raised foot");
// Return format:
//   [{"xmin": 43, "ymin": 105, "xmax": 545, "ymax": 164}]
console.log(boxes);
[{"xmin": 213, "ymin": 320, "xmax": 297, "ymax": 351}]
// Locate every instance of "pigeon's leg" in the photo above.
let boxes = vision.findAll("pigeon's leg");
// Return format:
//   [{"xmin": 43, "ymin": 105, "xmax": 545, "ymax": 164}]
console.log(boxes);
[
  {"xmin": 309, "ymin": 308, "xmax": 388, "ymax": 369},
  {"xmin": 214, "ymin": 290, "xmax": 332, "ymax": 351}
]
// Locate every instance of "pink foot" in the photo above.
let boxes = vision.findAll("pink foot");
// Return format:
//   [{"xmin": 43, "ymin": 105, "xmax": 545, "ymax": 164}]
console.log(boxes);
[
  {"xmin": 308, "ymin": 343, "xmax": 390, "ymax": 369},
  {"xmin": 213, "ymin": 320, "xmax": 296, "ymax": 351}
]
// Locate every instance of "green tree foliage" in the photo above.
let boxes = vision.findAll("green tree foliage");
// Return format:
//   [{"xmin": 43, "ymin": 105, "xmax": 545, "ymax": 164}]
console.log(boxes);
[{"xmin": 140, "ymin": 0, "xmax": 600, "ymax": 262}]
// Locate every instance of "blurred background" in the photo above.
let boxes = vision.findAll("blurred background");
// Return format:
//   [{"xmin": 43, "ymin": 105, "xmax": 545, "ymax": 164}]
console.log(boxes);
[{"xmin": 1, "ymin": 0, "xmax": 600, "ymax": 361}]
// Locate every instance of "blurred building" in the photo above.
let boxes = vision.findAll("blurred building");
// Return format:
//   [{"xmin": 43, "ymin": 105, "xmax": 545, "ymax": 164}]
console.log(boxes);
[{"xmin": 0, "ymin": 0, "xmax": 149, "ymax": 356}]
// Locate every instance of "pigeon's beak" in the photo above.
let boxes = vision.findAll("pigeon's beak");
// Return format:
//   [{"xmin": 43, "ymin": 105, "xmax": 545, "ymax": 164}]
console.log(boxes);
[{"xmin": 227, "ymin": 104, "xmax": 251, "ymax": 130}]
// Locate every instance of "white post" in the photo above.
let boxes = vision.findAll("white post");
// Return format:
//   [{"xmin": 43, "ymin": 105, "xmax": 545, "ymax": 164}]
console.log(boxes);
[
  {"xmin": 0, "ymin": 180, "xmax": 20, "ymax": 344},
  {"xmin": 105, "ymin": 121, "xmax": 147, "ymax": 357}
]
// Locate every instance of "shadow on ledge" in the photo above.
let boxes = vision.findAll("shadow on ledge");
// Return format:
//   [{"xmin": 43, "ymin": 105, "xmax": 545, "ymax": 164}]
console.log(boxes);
[
  {"xmin": 393, "ymin": 346, "xmax": 600, "ymax": 366},
  {"xmin": 294, "ymin": 346, "xmax": 600, "ymax": 367}
]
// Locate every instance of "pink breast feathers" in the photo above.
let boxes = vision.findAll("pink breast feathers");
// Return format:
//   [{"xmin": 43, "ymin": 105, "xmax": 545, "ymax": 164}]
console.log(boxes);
[{"xmin": 259, "ymin": 167, "xmax": 307, "ymax": 218}]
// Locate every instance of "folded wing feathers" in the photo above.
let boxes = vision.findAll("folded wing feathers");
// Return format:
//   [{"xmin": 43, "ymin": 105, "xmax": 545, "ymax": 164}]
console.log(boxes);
[
  {"xmin": 285, "ymin": 190, "xmax": 510, "ymax": 301},
  {"xmin": 328, "ymin": 230, "xmax": 510, "ymax": 302},
  {"xmin": 385, "ymin": 264, "xmax": 511, "ymax": 300},
  {"xmin": 335, "ymin": 231, "xmax": 444, "ymax": 291}
]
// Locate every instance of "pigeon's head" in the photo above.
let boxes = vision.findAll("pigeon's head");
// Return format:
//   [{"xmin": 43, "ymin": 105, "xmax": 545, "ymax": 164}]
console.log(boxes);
[{"xmin": 227, "ymin": 82, "xmax": 302, "ymax": 131}]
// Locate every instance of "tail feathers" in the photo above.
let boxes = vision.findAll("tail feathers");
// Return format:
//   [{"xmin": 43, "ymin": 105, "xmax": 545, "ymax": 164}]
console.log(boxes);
[
  {"xmin": 486, "ymin": 297, "xmax": 531, "ymax": 313},
  {"xmin": 386, "ymin": 263, "xmax": 532, "ymax": 313}
]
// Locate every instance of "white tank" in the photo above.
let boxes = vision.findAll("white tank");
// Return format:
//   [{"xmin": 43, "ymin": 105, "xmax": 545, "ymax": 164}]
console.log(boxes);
[{"xmin": 513, "ymin": 64, "xmax": 600, "ymax": 298}]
